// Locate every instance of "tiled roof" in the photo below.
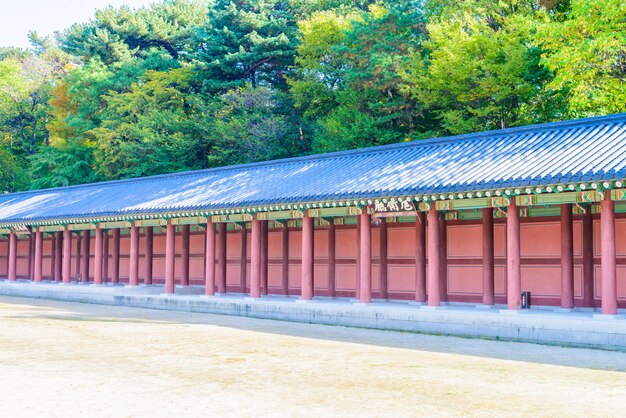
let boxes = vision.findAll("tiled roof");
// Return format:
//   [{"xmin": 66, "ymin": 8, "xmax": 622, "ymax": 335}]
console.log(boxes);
[{"xmin": 2, "ymin": 113, "xmax": 626, "ymax": 224}]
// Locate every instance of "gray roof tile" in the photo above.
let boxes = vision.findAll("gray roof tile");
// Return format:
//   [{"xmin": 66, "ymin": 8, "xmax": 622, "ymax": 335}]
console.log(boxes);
[{"xmin": 2, "ymin": 113, "xmax": 626, "ymax": 224}]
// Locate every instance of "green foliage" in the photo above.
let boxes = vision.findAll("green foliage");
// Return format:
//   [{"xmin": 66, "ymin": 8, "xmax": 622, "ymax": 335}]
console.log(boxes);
[
  {"xmin": 538, "ymin": 0, "xmax": 626, "ymax": 115},
  {"xmin": 290, "ymin": 1, "xmax": 427, "ymax": 151},
  {"xmin": 194, "ymin": 0, "xmax": 298, "ymax": 91},
  {"xmin": 400, "ymin": 0, "xmax": 559, "ymax": 135},
  {"xmin": 312, "ymin": 91, "xmax": 400, "ymax": 152},
  {"xmin": 206, "ymin": 86, "xmax": 308, "ymax": 165},
  {"xmin": 29, "ymin": 141, "xmax": 96, "ymax": 189},
  {"xmin": 89, "ymin": 67, "xmax": 207, "ymax": 179},
  {"xmin": 288, "ymin": 0, "xmax": 377, "ymax": 19},
  {"xmin": 0, "ymin": 0, "xmax": 624, "ymax": 192},
  {"xmin": 288, "ymin": 8, "xmax": 361, "ymax": 119},
  {"xmin": 0, "ymin": 144, "xmax": 25, "ymax": 192},
  {"xmin": 58, "ymin": 0, "xmax": 211, "ymax": 65}
]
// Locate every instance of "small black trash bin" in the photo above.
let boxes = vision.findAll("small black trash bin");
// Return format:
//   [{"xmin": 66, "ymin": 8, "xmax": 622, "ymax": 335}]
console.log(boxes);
[{"xmin": 521, "ymin": 291, "xmax": 531, "ymax": 309}]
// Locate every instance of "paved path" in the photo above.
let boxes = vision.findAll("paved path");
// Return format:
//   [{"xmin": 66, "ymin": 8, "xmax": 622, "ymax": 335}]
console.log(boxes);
[
  {"xmin": 2, "ymin": 281, "xmax": 625, "ymax": 350},
  {"xmin": 0, "ymin": 296, "xmax": 625, "ymax": 417}
]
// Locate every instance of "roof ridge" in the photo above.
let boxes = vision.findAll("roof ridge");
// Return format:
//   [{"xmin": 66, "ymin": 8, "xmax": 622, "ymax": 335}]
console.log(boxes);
[{"xmin": 4, "ymin": 112, "xmax": 625, "ymax": 199}]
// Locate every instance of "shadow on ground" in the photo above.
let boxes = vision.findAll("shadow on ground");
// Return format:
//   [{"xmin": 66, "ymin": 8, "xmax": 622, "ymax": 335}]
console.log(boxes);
[{"xmin": 2, "ymin": 295, "xmax": 625, "ymax": 373}]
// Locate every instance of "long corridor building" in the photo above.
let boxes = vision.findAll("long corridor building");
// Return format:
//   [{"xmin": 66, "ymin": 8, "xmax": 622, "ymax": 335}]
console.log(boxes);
[{"xmin": 1, "ymin": 114, "xmax": 626, "ymax": 314}]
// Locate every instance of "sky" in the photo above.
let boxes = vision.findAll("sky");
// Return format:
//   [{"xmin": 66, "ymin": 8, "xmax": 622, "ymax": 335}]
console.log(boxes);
[{"xmin": 0, "ymin": 0, "xmax": 157, "ymax": 49}]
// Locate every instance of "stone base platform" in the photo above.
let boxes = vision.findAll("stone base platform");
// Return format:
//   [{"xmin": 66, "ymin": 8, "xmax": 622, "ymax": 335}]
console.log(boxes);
[{"xmin": 1, "ymin": 280, "xmax": 625, "ymax": 350}]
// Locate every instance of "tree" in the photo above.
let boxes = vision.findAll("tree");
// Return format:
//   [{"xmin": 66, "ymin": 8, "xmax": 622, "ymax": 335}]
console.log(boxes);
[
  {"xmin": 0, "ymin": 53, "xmax": 62, "ymax": 190},
  {"xmin": 2, "ymin": 0, "xmax": 623, "ymax": 192},
  {"xmin": 29, "ymin": 142, "xmax": 97, "ymax": 189},
  {"xmin": 0, "ymin": 144, "xmax": 22, "ymax": 192},
  {"xmin": 205, "ymin": 85, "xmax": 308, "ymax": 166},
  {"xmin": 58, "ymin": 0, "xmax": 211, "ymax": 65},
  {"xmin": 0, "ymin": 57, "xmax": 51, "ymax": 156},
  {"xmin": 538, "ymin": 0, "xmax": 626, "ymax": 115},
  {"xmin": 336, "ymin": 2, "xmax": 427, "ymax": 137},
  {"xmin": 290, "ymin": 2, "xmax": 427, "ymax": 151},
  {"xmin": 288, "ymin": 8, "xmax": 362, "ymax": 120},
  {"xmin": 400, "ymin": 0, "xmax": 563, "ymax": 135},
  {"xmin": 194, "ymin": 0, "xmax": 299, "ymax": 92},
  {"xmin": 88, "ymin": 67, "xmax": 209, "ymax": 179}
]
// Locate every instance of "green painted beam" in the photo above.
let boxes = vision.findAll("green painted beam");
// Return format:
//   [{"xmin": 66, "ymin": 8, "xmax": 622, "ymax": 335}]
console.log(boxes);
[
  {"xmin": 134, "ymin": 219, "xmax": 167, "ymax": 227},
  {"xmin": 527, "ymin": 207, "xmax": 561, "ymax": 217},
  {"xmin": 212, "ymin": 214, "xmax": 253, "ymax": 223},
  {"xmin": 458, "ymin": 211, "xmax": 483, "ymax": 221},
  {"xmin": 170, "ymin": 216, "xmax": 208, "ymax": 225},
  {"xmin": 261, "ymin": 210, "xmax": 295, "ymax": 220},
  {"xmin": 98, "ymin": 221, "xmax": 132, "ymax": 229},
  {"xmin": 66, "ymin": 223, "xmax": 97, "ymax": 231},
  {"xmin": 311, "ymin": 207, "xmax": 362, "ymax": 218},
  {"xmin": 446, "ymin": 197, "xmax": 491, "ymax": 210},
  {"xmin": 38, "ymin": 225, "xmax": 65, "ymax": 232}
]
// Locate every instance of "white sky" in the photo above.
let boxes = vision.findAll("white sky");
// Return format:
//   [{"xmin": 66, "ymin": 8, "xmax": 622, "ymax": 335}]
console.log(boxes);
[{"xmin": 0, "ymin": 0, "xmax": 157, "ymax": 49}]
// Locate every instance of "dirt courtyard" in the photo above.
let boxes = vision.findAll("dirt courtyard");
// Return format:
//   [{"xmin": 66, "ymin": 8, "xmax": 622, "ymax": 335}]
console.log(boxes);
[{"xmin": 0, "ymin": 296, "xmax": 625, "ymax": 417}]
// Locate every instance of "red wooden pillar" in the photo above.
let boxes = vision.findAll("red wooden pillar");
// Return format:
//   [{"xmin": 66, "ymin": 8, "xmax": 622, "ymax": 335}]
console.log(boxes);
[
  {"xmin": 328, "ymin": 223, "xmax": 336, "ymax": 298},
  {"xmin": 561, "ymin": 204, "xmax": 575, "ymax": 308},
  {"xmin": 507, "ymin": 201, "xmax": 522, "ymax": 310},
  {"xmin": 129, "ymin": 225, "xmax": 139, "ymax": 286},
  {"xmin": 217, "ymin": 223, "xmax": 227, "ymax": 294},
  {"xmin": 240, "ymin": 227, "xmax": 247, "ymax": 293},
  {"xmin": 261, "ymin": 221, "xmax": 269, "ymax": 295},
  {"xmin": 205, "ymin": 221, "xmax": 216, "ymax": 296},
  {"xmin": 427, "ymin": 207, "xmax": 441, "ymax": 306},
  {"xmin": 62, "ymin": 230, "xmax": 72, "ymax": 284},
  {"xmin": 50, "ymin": 233, "xmax": 56, "ymax": 279},
  {"xmin": 356, "ymin": 218, "xmax": 361, "ymax": 299},
  {"xmin": 165, "ymin": 222, "xmax": 175, "ymax": 294},
  {"xmin": 282, "ymin": 226, "xmax": 289, "ymax": 295},
  {"xmin": 54, "ymin": 232, "xmax": 62, "ymax": 282},
  {"xmin": 34, "ymin": 231, "xmax": 43, "ymax": 282},
  {"xmin": 144, "ymin": 227, "xmax": 153, "ymax": 285},
  {"xmin": 415, "ymin": 213, "xmax": 427, "ymax": 302},
  {"xmin": 250, "ymin": 219, "xmax": 262, "ymax": 298},
  {"xmin": 439, "ymin": 218, "xmax": 448, "ymax": 302},
  {"xmin": 379, "ymin": 221, "xmax": 388, "ymax": 300},
  {"xmin": 32, "ymin": 235, "xmax": 36, "ymax": 278},
  {"xmin": 301, "ymin": 216, "xmax": 314, "ymax": 301},
  {"xmin": 75, "ymin": 233, "xmax": 81, "ymax": 279},
  {"xmin": 94, "ymin": 228, "xmax": 103, "ymax": 285},
  {"xmin": 28, "ymin": 234, "xmax": 35, "ymax": 280},
  {"xmin": 601, "ymin": 195, "xmax": 617, "ymax": 315},
  {"xmin": 26, "ymin": 233, "xmax": 35, "ymax": 280},
  {"xmin": 181, "ymin": 225, "xmax": 190, "ymax": 286},
  {"xmin": 581, "ymin": 210, "xmax": 594, "ymax": 307},
  {"xmin": 359, "ymin": 212, "xmax": 372, "ymax": 303},
  {"xmin": 482, "ymin": 208, "xmax": 495, "ymax": 305},
  {"xmin": 102, "ymin": 231, "xmax": 109, "ymax": 283},
  {"xmin": 8, "ymin": 232, "xmax": 17, "ymax": 281},
  {"xmin": 80, "ymin": 230, "xmax": 90, "ymax": 283},
  {"xmin": 111, "ymin": 229, "xmax": 120, "ymax": 284},
  {"xmin": 2, "ymin": 239, "xmax": 6, "ymax": 277}
]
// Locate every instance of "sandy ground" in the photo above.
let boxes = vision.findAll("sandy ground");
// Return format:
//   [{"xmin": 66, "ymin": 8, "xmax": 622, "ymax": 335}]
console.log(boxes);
[{"xmin": 0, "ymin": 297, "xmax": 625, "ymax": 417}]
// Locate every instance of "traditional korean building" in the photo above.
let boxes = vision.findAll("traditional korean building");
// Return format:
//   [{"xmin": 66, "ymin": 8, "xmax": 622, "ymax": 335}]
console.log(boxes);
[{"xmin": 1, "ymin": 113, "xmax": 626, "ymax": 315}]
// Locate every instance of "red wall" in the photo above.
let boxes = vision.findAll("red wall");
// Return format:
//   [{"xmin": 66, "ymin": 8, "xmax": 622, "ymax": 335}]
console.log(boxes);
[{"xmin": 1, "ymin": 216, "xmax": 625, "ymax": 307}]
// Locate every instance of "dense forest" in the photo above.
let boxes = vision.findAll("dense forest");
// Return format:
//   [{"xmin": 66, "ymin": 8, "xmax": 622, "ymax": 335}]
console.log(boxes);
[{"xmin": 0, "ymin": 0, "xmax": 624, "ymax": 192}]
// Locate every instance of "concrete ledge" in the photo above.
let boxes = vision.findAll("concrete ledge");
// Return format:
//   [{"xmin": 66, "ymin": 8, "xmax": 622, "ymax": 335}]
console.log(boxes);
[
  {"xmin": 593, "ymin": 314, "xmax": 626, "ymax": 320},
  {"xmin": 0, "ymin": 281, "xmax": 625, "ymax": 351},
  {"xmin": 420, "ymin": 305, "xmax": 444, "ymax": 311}
]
